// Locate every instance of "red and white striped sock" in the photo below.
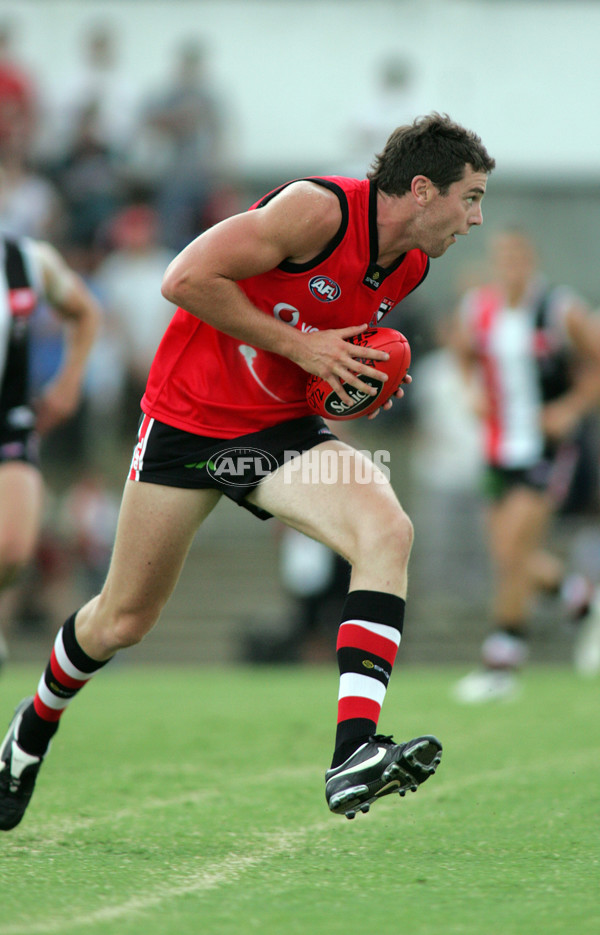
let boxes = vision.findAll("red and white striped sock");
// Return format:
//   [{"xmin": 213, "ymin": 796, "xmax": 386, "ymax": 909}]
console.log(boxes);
[
  {"xmin": 332, "ymin": 589, "xmax": 404, "ymax": 768},
  {"xmin": 17, "ymin": 613, "xmax": 110, "ymax": 756}
]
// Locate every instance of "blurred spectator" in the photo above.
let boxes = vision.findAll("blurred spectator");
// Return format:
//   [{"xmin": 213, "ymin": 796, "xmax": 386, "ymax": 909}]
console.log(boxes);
[
  {"xmin": 140, "ymin": 39, "xmax": 230, "ymax": 249},
  {"xmin": 243, "ymin": 527, "xmax": 349, "ymax": 664},
  {"xmin": 451, "ymin": 229, "xmax": 600, "ymax": 701},
  {"xmin": 408, "ymin": 317, "xmax": 488, "ymax": 639},
  {"xmin": 0, "ymin": 97, "xmax": 63, "ymax": 241},
  {"xmin": 49, "ymin": 100, "xmax": 123, "ymax": 248},
  {"xmin": 40, "ymin": 22, "xmax": 139, "ymax": 164},
  {"xmin": 410, "ymin": 317, "xmax": 483, "ymax": 493},
  {"xmin": 93, "ymin": 202, "xmax": 175, "ymax": 437},
  {"xmin": 78, "ymin": 292, "xmax": 127, "ymax": 469},
  {"xmin": 59, "ymin": 471, "xmax": 120, "ymax": 594},
  {"xmin": 0, "ymin": 19, "xmax": 38, "ymax": 153},
  {"xmin": 343, "ymin": 55, "xmax": 422, "ymax": 177}
]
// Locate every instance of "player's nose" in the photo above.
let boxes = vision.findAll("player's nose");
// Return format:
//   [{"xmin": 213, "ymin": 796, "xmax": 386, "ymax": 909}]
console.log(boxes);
[{"xmin": 469, "ymin": 204, "xmax": 483, "ymax": 227}]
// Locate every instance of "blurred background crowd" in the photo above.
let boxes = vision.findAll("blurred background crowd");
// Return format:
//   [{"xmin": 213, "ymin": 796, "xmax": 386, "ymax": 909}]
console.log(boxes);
[{"xmin": 2, "ymin": 0, "xmax": 600, "ymax": 674}]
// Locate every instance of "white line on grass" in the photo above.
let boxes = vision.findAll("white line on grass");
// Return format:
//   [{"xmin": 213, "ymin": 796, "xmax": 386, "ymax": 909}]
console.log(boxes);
[
  {"xmin": 0, "ymin": 823, "xmax": 332, "ymax": 935},
  {"xmin": 37, "ymin": 741, "xmax": 587, "ymax": 837},
  {"xmin": 3, "ymin": 749, "xmax": 597, "ymax": 933},
  {"xmin": 21, "ymin": 764, "xmax": 318, "ymax": 844}
]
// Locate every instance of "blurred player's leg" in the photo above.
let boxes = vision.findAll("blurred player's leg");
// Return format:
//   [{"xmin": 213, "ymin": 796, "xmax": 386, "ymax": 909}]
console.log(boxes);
[
  {"xmin": 0, "ymin": 462, "xmax": 44, "ymax": 669},
  {"xmin": 454, "ymin": 486, "xmax": 551, "ymax": 703}
]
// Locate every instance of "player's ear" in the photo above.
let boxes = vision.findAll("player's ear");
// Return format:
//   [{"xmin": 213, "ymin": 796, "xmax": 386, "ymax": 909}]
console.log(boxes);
[{"xmin": 411, "ymin": 175, "xmax": 433, "ymax": 205}]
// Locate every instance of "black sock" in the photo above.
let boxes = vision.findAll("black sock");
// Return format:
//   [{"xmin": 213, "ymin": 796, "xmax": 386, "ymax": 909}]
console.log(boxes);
[
  {"xmin": 331, "ymin": 590, "xmax": 404, "ymax": 768},
  {"xmin": 17, "ymin": 613, "xmax": 110, "ymax": 757}
]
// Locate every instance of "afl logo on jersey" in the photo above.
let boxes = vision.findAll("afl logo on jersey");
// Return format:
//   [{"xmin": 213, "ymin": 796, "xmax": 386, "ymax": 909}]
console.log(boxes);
[{"xmin": 309, "ymin": 276, "xmax": 341, "ymax": 302}]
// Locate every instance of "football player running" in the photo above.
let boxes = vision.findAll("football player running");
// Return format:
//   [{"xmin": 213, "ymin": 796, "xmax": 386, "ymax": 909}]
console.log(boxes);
[
  {"xmin": 453, "ymin": 229, "xmax": 600, "ymax": 702},
  {"xmin": 1, "ymin": 113, "xmax": 494, "ymax": 829},
  {"xmin": 0, "ymin": 236, "xmax": 101, "ymax": 674}
]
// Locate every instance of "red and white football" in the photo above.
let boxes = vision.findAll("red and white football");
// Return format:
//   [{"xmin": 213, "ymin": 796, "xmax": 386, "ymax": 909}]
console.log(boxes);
[{"xmin": 306, "ymin": 327, "xmax": 411, "ymax": 420}]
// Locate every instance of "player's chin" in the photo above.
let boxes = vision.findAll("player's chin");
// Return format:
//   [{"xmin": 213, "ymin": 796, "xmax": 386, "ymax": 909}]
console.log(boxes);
[
  {"xmin": 425, "ymin": 238, "xmax": 454, "ymax": 258},
  {"xmin": 438, "ymin": 235, "xmax": 458, "ymax": 256}
]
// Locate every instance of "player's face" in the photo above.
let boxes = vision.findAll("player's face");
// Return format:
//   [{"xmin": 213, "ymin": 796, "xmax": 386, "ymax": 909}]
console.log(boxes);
[
  {"xmin": 491, "ymin": 232, "xmax": 537, "ymax": 293},
  {"xmin": 421, "ymin": 166, "xmax": 488, "ymax": 258}
]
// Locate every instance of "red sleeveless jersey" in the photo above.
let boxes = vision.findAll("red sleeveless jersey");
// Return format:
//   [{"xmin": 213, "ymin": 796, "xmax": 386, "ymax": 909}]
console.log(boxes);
[{"xmin": 141, "ymin": 176, "xmax": 429, "ymax": 437}]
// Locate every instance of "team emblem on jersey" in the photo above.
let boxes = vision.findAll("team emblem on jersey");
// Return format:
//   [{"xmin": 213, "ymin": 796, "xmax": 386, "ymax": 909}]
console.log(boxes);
[
  {"xmin": 371, "ymin": 297, "xmax": 395, "ymax": 325},
  {"xmin": 8, "ymin": 287, "xmax": 36, "ymax": 316},
  {"xmin": 308, "ymin": 276, "xmax": 341, "ymax": 302}
]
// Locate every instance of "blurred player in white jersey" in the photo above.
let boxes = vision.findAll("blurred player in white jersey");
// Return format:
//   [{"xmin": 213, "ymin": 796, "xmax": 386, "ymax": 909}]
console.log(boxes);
[
  {"xmin": 0, "ymin": 235, "xmax": 100, "ymax": 669},
  {"xmin": 453, "ymin": 229, "xmax": 600, "ymax": 702}
]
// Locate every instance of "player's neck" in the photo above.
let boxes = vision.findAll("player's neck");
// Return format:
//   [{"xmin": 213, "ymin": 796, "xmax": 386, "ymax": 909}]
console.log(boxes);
[
  {"xmin": 375, "ymin": 191, "xmax": 414, "ymax": 265},
  {"xmin": 503, "ymin": 282, "xmax": 529, "ymax": 307}
]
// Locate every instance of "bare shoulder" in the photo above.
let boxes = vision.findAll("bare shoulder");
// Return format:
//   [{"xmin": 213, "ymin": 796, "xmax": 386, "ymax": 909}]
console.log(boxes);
[
  {"xmin": 164, "ymin": 178, "xmax": 345, "ymax": 286},
  {"xmin": 30, "ymin": 238, "xmax": 65, "ymax": 272},
  {"xmin": 259, "ymin": 179, "xmax": 343, "ymax": 263},
  {"xmin": 29, "ymin": 239, "xmax": 78, "ymax": 306}
]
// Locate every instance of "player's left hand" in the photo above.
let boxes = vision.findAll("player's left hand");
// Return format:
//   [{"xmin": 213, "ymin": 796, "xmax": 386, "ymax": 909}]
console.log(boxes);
[
  {"xmin": 367, "ymin": 373, "xmax": 412, "ymax": 420},
  {"xmin": 540, "ymin": 397, "xmax": 580, "ymax": 440}
]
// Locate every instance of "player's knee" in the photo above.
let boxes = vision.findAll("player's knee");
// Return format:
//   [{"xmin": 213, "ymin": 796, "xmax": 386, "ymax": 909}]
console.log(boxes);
[
  {"xmin": 381, "ymin": 508, "xmax": 414, "ymax": 562},
  {"xmin": 90, "ymin": 605, "xmax": 159, "ymax": 653},
  {"xmin": 353, "ymin": 503, "xmax": 413, "ymax": 565},
  {"xmin": 493, "ymin": 538, "xmax": 527, "ymax": 575},
  {"xmin": 109, "ymin": 611, "xmax": 157, "ymax": 649}
]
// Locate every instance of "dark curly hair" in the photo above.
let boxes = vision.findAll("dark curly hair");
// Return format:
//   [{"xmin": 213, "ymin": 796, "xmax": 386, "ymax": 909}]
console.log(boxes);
[{"xmin": 367, "ymin": 112, "xmax": 495, "ymax": 196}]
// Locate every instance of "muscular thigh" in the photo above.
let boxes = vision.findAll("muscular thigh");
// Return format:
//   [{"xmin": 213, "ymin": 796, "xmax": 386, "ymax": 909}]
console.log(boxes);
[
  {"xmin": 247, "ymin": 440, "xmax": 402, "ymax": 560},
  {"xmin": 100, "ymin": 480, "xmax": 221, "ymax": 616}
]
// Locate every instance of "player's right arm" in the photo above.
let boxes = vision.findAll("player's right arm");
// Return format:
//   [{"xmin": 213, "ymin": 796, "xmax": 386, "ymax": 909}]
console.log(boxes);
[
  {"xmin": 161, "ymin": 181, "xmax": 389, "ymax": 405},
  {"xmin": 31, "ymin": 240, "xmax": 101, "ymax": 435}
]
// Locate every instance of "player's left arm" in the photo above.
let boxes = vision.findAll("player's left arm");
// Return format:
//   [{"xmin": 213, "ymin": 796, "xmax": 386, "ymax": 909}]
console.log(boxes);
[
  {"xmin": 542, "ymin": 301, "xmax": 600, "ymax": 440},
  {"xmin": 33, "ymin": 241, "xmax": 102, "ymax": 435}
]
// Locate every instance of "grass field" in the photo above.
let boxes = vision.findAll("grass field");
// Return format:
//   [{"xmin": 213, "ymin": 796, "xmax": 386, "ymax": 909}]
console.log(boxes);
[{"xmin": 0, "ymin": 663, "xmax": 598, "ymax": 935}]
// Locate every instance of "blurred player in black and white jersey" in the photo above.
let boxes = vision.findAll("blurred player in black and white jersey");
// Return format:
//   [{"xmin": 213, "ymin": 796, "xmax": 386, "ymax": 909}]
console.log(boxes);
[
  {"xmin": 0, "ymin": 114, "xmax": 495, "ymax": 830},
  {"xmin": 453, "ymin": 229, "xmax": 600, "ymax": 703},
  {"xmin": 0, "ymin": 235, "xmax": 100, "ymax": 668}
]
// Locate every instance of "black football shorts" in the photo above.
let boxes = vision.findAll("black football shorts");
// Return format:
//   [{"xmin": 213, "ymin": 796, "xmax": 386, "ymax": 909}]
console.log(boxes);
[
  {"xmin": 481, "ymin": 441, "xmax": 580, "ymax": 506},
  {"xmin": 0, "ymin": 426, "xmax": 40, "ymax": 467},
  {"xmin": 128, "ymin": 413, "xmax": 338, "ymax": 520}
]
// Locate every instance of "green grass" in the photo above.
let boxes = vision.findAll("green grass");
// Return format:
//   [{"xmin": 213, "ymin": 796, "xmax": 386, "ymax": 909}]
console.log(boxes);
[{"xmin": 0, "ymin": 663, "xmax": 598, "ymax": 935}]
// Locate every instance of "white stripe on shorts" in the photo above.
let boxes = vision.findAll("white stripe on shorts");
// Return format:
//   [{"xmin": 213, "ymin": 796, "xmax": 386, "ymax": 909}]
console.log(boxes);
[{"xmin": 128, "ymin": 415, "xmax": 155, "ymax": 481}]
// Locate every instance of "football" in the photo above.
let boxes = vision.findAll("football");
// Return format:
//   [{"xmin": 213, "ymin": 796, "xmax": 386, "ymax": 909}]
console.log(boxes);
[{"xmin": 306, "ymin": 327, "xmax": 411, "ymax": 420}]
